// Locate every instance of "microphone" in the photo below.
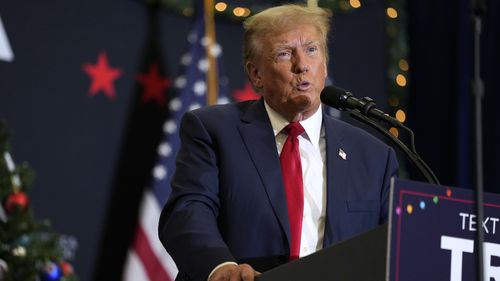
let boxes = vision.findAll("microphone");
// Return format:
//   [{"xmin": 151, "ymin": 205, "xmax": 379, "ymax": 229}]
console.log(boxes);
[{"xmin": 320, "ymin": 85, "xmax": 401, "ymax": 127}]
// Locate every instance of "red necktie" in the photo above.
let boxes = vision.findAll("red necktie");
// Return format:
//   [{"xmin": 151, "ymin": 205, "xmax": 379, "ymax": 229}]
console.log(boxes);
[{"xmin": 280, "ymin": 122, "xmax": 305, "ymax": 261}]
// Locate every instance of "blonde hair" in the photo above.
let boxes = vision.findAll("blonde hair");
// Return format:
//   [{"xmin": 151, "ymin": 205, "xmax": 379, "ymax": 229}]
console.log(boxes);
[{"xmin": 242, "ymin": 4, "xmax": 331, "ymax": 64}]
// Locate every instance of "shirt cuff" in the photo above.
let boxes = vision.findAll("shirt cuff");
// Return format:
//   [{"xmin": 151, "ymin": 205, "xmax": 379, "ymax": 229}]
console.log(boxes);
[{"xmin": 207, "ymin": 261, "xmax": 238, "ymax": 281}]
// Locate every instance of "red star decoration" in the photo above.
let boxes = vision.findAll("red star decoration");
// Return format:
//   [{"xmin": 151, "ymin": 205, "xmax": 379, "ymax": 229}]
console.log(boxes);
[
  {"xmin": 82, "ymin": 51, "xmax": 123, "ymax": 101},
  {"xmin": 136, "ymin": 63, "xmax": 171, "ymax": 106},
  {"xmin": 233, "ymin": 82, "xmax": 260, "ymax": 102}
]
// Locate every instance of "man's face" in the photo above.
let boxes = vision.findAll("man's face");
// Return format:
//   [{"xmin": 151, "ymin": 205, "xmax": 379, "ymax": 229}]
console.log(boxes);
[{"xmin": 246, "ymin": 24, "xmax": 327, "ymax": 121}]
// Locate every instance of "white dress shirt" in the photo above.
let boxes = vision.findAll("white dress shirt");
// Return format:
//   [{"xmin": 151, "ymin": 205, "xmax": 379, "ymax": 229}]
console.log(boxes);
[{"xmin": 264, "ymin": 101, "xmax": 327, "ymax": 257}]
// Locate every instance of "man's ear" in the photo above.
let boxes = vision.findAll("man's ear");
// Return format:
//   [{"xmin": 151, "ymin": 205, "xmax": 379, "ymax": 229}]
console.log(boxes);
[{"xmin": 245, "ymin": 61, "xmax": 262, "ymax": 88}]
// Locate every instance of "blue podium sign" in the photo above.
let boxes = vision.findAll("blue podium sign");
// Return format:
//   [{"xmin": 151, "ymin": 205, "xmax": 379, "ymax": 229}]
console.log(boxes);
[{"xmin": 388, "ymin": 179, "xmax": 500, "ymax": 281}]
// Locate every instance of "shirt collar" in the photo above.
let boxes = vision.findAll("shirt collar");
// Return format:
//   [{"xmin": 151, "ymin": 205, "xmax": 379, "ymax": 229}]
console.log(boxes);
[{"xmin": 264, "ymin": 100, "xmax": 323, "ymax": 147}]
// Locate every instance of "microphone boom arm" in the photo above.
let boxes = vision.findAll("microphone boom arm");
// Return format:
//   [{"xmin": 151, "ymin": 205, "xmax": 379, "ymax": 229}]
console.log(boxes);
[{"xmin": 349, "ymin": 110, "xmax": 440, "ymax": 185}]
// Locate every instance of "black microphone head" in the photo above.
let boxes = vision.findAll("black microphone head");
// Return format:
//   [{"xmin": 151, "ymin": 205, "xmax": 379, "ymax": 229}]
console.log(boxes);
[{"xmin": 320, "ymin": 85, "xmax": 352, "ymax": 110}]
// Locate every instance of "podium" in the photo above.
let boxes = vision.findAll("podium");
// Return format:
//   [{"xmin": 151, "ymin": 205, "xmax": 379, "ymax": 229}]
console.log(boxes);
[
  {"xmin": 257, "ymin": 223, "xmax": 388, "ymax": 281},
  {"xmin": 257, "ymin": 179, "xmax": 500, "ymax": 281}
]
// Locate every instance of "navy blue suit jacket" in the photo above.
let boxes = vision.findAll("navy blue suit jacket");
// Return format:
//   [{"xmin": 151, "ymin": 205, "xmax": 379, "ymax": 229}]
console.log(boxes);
[{"xmin": 158, "ymin": 99, "xmax": 398, "ymax": 281}]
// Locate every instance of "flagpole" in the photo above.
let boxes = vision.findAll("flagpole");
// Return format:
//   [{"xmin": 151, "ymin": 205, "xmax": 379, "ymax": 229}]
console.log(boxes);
[
  {"xmin": 204, "ymin": 0, "xmax": 218, "ymax": 105},
  {"xmin": 307, "ymin": 0, "xmax": 318, "ymax": 7}
]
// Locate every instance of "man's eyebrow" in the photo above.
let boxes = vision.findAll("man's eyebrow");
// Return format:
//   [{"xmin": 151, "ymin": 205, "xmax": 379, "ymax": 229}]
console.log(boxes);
[
  {"xmin": 303, "ymin": 40, "xmax": 320, "ymax": 46},
  {"xmin": 273, "ymin": 40, "xmax": 319, "ymax": 49},
  {"xmin": 274, "ymin": 42, "xmax": 293, "ymax": 49}
]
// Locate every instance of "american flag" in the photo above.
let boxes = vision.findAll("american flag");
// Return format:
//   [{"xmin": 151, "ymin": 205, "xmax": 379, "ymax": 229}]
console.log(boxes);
[{"xmin": 122, "ymin": 3, "xmax": 230, "ymax": 281}]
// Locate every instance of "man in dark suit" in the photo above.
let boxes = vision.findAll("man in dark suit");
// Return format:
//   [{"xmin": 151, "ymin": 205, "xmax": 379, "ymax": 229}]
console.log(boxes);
[{"xmin": 159, "ymin": 4, "xmax": 398, "ymax": 281}]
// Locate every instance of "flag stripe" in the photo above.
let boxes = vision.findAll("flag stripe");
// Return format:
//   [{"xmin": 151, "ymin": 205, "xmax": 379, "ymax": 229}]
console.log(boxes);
[
  {"xmin": 133, "ymin": 225, "xmax": 172, "ymax": 281},
  {"xmin": 123, "ymin": 251, "xmax": 149, "ymax": 281},
  {"xmin": 139, "ymin": 190, "xmax": 178, "ymax": 275}
]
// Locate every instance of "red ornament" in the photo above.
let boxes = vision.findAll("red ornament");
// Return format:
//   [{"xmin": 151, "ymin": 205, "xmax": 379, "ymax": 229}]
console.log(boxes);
[
  {"xmin": 4, "ymin": 192, "xmax": 29, "ymax": 213},
  {"xmin": 59, "ymin": 261, "xmax": 73, "ymax": 276}
]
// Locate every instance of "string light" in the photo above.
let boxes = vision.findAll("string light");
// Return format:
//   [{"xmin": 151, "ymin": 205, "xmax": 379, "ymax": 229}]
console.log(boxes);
[
  {"xmin": 395, "ymin": 109, "xmax": 406, "ymax": 123},
  {"xmin": 388, "ymin": 95, "xmax": 399, "ymax": 107},
  {"xmin": 386, "ymin": 7, "xmax": 398, "ymax": 18},
  {"xmin": 349, "ymin": 0, "xmax": 362, "ymax": 9},
  {"xmin": 242, "ymin": 8, "xmax": 251, "ymax": 17},
  {"xmin": 389, "ymin": 127, "xmax": 399, "ymax": 138},
  {"xmin": 233, "ymin": 7, "xmax": 246, "ymax": 17},
  {"xmin": 214, "ymin": 3, "xmax": 250, "ymax": 17},
  {"xmin": 384, "ymin": 0, "xmax": 408, "ymax": 173},
  {"xmin": 215, "ymin": 2, "xmax": 227, "ymax": 12},
  {"xmin": 398, "ymin": 59, "xmax": 409, "ymax": 71},
  {"xmin": 396, "ymin": 74, "xmax": 407, "ymax": 87},
  {"xmin": 182, "ymin": 8, "xmax": 194, "ymax": 17},
  {"xmin": 154, "ymin": 2, "xmax": 358, "ymax": 21}
]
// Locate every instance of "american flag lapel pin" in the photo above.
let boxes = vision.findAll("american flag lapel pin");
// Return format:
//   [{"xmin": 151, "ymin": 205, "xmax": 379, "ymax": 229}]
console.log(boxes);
[{"xmin": 338, "ymin": 148, "xmax": 347, "ymax": 160}]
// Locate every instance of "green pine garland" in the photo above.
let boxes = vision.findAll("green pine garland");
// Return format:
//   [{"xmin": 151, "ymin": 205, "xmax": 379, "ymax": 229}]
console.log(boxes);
[
  {"xmin": 147, "ymin": 0, "xmax": 356, "ymax": 20},
  {"xmin": 385, "ymin": 0, "xmax": 410, "ymax": 177}
]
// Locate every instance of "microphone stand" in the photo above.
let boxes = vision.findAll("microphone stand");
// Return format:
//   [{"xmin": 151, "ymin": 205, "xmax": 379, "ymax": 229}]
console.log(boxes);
[
  {"xmin": 472, "ymin": 0, "xmax": 486, "ymax": 280},
  {"xmin": 348, "ymin": 110, "xmax": 439, "ymax": 185}
]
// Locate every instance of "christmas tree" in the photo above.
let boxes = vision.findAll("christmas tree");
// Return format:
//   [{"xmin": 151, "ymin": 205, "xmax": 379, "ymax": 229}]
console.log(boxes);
[{"xmin": 0, "ymin": 121, "xmax": 78, "ymax": 281}]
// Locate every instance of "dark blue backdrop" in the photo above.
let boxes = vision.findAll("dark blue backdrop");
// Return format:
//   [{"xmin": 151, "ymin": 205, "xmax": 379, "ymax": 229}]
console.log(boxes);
[
  {"xmin": 1, "ymin": 0, "xmax": 498, "ymax": 280},
  {"xmin": 407, "ymin": 0, "xmax": 500, "ymax": 192}
]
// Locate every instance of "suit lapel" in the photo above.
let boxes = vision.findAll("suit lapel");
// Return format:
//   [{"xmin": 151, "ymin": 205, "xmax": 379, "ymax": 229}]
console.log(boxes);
[
  {"xmin": 237, "ymin": 103, "xmax": 351, "ymax": 249},
  {"xmin": 322, "ymin": 114, "xmax": 349, "ymax": 247},
  {"xmin": 238, "ymin": 99, "xmax": 291, "ymax": 244}
]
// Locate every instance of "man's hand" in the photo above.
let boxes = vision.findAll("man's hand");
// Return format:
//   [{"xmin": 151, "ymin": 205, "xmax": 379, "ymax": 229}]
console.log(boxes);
[{"xmin": 209, "ymin": 263, "xmax": 261, "ymax": 281}]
